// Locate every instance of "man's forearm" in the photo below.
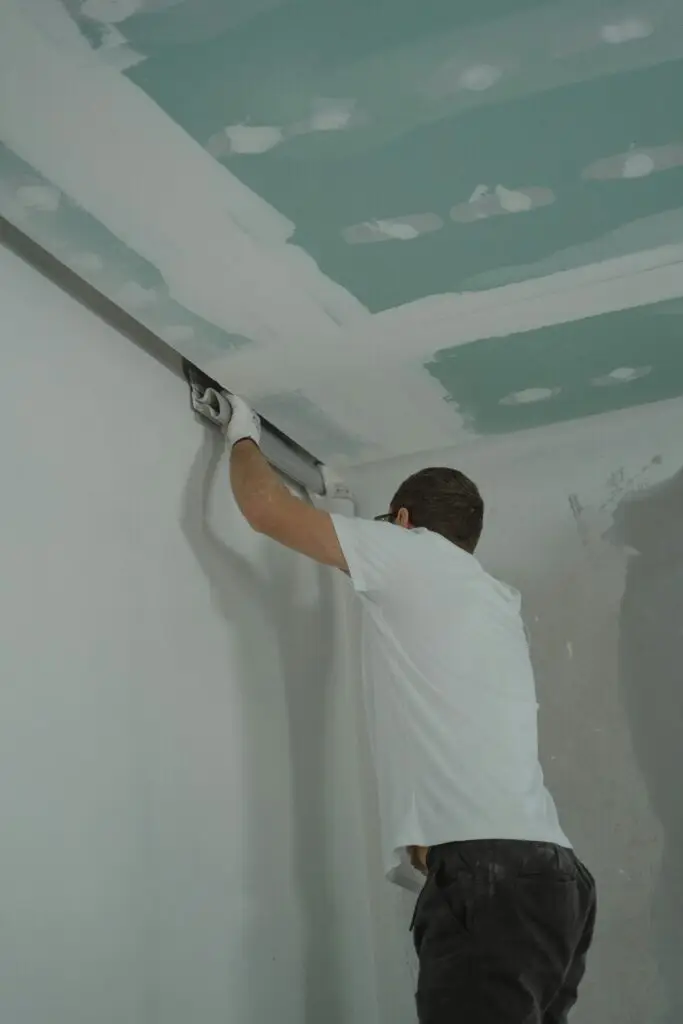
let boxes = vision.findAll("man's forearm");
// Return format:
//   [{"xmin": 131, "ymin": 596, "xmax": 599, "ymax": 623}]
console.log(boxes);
[
  {"xmin": 227, "ymin": 421, "xmax": 348, "ymax": 570},
  {"xmin": 210, "ymin": 390, "xmax": 346, "ymax": 569},
  {"xmin": 229, "ymin": 439, "xmax": 296, "ymax": 530}
]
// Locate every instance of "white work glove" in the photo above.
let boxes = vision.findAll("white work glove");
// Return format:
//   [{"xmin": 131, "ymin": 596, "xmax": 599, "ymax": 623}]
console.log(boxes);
[{"xmin": 196, "ymin": 389, "xmax": 261, "ymax": 448}]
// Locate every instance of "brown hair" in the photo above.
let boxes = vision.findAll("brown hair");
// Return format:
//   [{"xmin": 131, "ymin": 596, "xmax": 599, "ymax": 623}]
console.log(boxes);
[{"xmin": 390, "ymin": 467, "xmax": 484, "ymax": 553}]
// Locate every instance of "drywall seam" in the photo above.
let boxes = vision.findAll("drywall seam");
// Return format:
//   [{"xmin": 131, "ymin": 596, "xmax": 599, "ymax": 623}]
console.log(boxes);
[
  {"xmin": 0, "ymin": 0, "xmax": 369, "ymax": 352},
  {"xmin": 363, "ymin": 252, "xmax": 683, "ymax": 359},
  {"xmin": 9, "ymin": 0, "xmax": 679, "ymax": 372},
  {"xmin": 0, "ymin": 0, "xmax": 458, "ymax": 463},
  {"xmin": 200, "ymin": 247, "xmax": 683, "ymax": 393},
  {"xmin": 462, "ymin": 209, "xmax": 683, "ymax": 291},
  {"xmin": 4, "ymin": 0, "xmax": 682, "ymax": 468}
]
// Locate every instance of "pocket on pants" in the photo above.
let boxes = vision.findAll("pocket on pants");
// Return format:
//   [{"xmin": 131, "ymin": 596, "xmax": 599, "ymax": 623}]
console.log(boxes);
[
  {"xmin": 433, "ymin": 861, "xmax": 476, "ymax": 934},
  {"xmin": 412, "ymin": 865, "xmax": 477, "ymax": 960}
]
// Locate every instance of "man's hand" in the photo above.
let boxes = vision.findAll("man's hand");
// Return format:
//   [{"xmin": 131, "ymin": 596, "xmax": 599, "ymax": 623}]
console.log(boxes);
[{"xmin": 196, "ymin": 389, "xmax": 261, "ymax": 448}]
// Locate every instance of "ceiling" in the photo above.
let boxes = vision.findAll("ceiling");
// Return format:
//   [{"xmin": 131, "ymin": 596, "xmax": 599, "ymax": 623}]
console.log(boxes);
[{"xmin": 1, "ymin": 0, "xmax": 682, "ymax": 466}]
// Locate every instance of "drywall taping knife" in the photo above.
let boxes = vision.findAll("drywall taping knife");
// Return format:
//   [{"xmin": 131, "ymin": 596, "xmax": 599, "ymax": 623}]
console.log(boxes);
[{"xmin": 181, "ymin": 359, "xmax": 328, "ymax": 496}]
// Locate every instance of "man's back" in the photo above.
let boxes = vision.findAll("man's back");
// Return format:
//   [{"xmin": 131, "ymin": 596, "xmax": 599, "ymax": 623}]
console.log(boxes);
[{"xmin": 331, "ymin": 515, "xmax": 570, "ymax": 884}]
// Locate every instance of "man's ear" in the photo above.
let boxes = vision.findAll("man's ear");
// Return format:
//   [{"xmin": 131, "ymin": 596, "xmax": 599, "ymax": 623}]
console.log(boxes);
[{"xmin": 396, "ymin": 507, "xmax": 412, "ymax": 529}]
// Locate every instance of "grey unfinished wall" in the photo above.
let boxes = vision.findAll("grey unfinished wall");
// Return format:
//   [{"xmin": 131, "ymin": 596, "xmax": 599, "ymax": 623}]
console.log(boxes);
[
  {"xmin": 0, "ymin": 246, "xmax": 378, "ymax": 1024},
  {"xmin": 346, "ymin": 399, "xmax": 683, "ymax": 1024}
]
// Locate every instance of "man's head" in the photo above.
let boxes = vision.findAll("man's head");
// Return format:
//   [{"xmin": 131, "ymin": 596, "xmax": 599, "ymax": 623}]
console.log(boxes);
[{"xmin": 377, "ymin": 467, "xmax": 484, "ymax": 553}]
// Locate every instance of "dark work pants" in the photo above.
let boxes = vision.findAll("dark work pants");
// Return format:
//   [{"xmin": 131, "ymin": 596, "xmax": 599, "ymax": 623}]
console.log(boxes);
[{"xmin": 411, "ymin": 839, "xmax": 596, "ymax": 1024}]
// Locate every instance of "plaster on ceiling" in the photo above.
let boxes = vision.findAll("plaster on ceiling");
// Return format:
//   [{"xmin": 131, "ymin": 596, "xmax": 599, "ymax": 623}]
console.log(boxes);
[{"xmin": 1, "ymin": 0, "xmax": 682, "ymax": 466}]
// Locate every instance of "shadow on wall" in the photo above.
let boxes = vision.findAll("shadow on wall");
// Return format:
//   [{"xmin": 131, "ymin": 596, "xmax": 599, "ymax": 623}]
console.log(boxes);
[
  {"xmin": 610, "ymin": 464, "xmax": 683, "ymax": 1024},
  {"xmin": 180, "ymin": 432, "xmax": 343, "ymax": 1024}
]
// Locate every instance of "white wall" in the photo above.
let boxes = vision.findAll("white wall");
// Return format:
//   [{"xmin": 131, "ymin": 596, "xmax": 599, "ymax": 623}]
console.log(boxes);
[
  {"xmin": 6, "ymin": 238, "xmax": 681, "ymax": 1024},
  {"xmin": 0, "ymin": 247, "xmax": 378, "ymax": 1024},
  {"xmin": 346, "ymin": 397, "xmax": 683, "ymax": 1024}
]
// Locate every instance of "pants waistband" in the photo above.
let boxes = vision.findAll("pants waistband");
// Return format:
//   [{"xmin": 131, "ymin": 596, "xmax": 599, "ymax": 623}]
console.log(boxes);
[{"xmin": 426, "ymin": 838, "xmax": 579, "ymax": 877}]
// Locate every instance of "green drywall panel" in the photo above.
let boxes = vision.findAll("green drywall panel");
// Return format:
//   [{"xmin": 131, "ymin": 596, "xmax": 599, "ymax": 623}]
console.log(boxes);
[{"xmin": 425, "ymin": 302, "xmax": 683, "ymax": 434}]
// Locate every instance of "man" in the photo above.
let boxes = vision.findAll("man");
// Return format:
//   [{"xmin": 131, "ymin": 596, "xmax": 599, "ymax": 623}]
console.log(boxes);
[{"xmin": 198, "ymin": 389, "xmax": 597, "ymax": 1024}]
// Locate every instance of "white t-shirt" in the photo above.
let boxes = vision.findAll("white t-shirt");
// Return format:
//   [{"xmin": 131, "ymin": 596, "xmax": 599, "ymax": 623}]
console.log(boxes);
[{"xmin": 331, "ymin": 515, "xmax": 571, "ymax": 890}]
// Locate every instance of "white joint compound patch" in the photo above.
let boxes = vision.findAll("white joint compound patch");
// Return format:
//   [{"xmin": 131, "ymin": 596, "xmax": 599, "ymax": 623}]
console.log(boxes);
[
  {"xmin": 622, "ymin": 152, "xmax": 656, "ymax": 178},
  {"xmin": 459, "ymin": 65, "xmax": 503, "ymax": 91},
  {"xmin": 500, "ymin": 388, "xmax": 561, "ymax": 406},
  {"xmin": 600, "ymin": 18, "xmax": 653, "ymax": 44},
  {"xmin": 591, "ymin": 367, "xmax": 652, "ymax": 386},
  {"xmin": 222, "ymin": 125, "xmax": 285, "ymax": 155},
  {"xmin": 451, "ymin": 185, "xmax": 554, "ymax": 223},
  {"xmin": 307, "ymin": 97, "xmax": 356, "ymax": 132},
  {"xmin": 342, "ymin": 213, "xmax": 442, "ymax": 244}
]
